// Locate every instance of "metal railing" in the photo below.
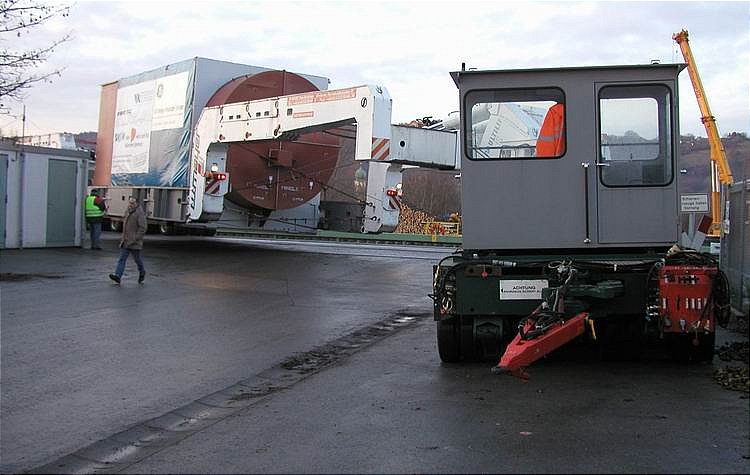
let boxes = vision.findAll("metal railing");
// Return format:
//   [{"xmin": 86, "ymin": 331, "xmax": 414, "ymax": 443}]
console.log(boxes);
[{"xmin": 422, "ymin": 221, "xmax": 462, "ymax": 236}]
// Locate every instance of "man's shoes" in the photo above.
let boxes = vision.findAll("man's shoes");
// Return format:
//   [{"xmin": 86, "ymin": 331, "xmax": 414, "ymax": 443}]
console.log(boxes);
[
  {"xmin": 138, "ymin": 273, "xmax": 145, "ymax": 284},
  {"xmin": 109, "ymin": 274, "xmax": 121, "ymax": 284},
  {"xmin": 93, "ymin": 246, "xmax": 103, "ymax": 250}
]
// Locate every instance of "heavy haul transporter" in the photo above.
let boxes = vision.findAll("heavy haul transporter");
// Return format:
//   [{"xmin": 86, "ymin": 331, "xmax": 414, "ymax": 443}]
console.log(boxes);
[
  {"xmin": 96, "ymin": 62, "xmax": 455, "ymax": 235},
  {"xmin": 430, "ymin": 64, "xmax": 730, "ymax": 373}
]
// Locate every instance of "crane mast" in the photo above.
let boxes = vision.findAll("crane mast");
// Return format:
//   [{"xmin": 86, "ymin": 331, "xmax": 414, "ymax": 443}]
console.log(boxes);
[{"xmin": 673, "ymin": 29, "xmax": 734, "ymax": 236}]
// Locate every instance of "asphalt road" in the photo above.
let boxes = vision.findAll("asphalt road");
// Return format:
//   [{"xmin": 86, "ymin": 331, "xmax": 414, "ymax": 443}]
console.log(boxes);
[
  {"xmin": 1, "ymin": 233, "xmax": 748, "ymax": 473},
  {"xmin": 0, "ymin": 233, "xmax": 443, "ymax": 472},
  {"xmin": 128, "ymin": 322, "xmax": 749, "ymax": 474}
]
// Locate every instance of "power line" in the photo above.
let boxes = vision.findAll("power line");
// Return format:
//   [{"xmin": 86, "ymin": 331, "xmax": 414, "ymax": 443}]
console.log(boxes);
[
  {"xmin": 0, "ymin": 118, "xmax": 20, "ymax": 130},
  {"xmin": 23, "ymin": 116, "xmax": 45, "ymax": 135}
]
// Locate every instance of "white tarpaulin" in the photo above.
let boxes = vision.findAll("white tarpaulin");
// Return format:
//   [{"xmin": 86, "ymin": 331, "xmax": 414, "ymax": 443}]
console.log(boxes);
[
  {"xmin": 111, "ymin": 71, "xmax": 189, "ymax": 174},
  {"xmin": 112, "ymin": 80, "xmax": 155, "ymax": 174},
  {"xmin": 152, "ymin": 72, "xmax": 190, "ymax": 131}
]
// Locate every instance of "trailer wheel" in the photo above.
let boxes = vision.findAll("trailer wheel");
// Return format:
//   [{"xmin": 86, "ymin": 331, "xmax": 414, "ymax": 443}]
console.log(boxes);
[
  {"xmin": 158, "ymin": 223, "xmax": 175, "ymax": 235},
  {"xmin": 108, "ymin": 220, "xmax": 122, "ymax": 232},
  {"xmin": 437, "ymin": 319, "xmax": 460, "ymax": 363}
]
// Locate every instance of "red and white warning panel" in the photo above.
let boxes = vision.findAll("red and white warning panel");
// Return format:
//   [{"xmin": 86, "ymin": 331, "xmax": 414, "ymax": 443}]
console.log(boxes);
[
  {"xmin": 204, "ymin": 172, "xmax": 228, "ymax": 196},
  {"xmin": 372, "ymin": 137, "xmax": 390, "ymax": 161},
  {"xmin": 386, "ymin": 187, "xmax": 402, "ymax": 210},
  {"xmin": 205, "ymin": 172, "xmax": 229, "ymax": 196}
]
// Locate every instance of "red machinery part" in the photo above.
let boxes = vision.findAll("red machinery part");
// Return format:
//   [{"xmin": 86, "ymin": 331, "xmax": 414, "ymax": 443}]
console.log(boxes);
[
  {"xmin": 205, "ymin": 70, "xmax": 341, "ymax": 211},
  {"xmin": 494, "ymin": 312, "xmax": 589, "ymax": 378},
  {"xmin": 658, "ymin": 265, "xmax": 717, "ymax": 334}
]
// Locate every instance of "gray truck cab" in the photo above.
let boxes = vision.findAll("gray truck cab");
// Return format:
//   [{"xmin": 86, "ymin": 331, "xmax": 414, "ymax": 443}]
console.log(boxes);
[{"xmin": 451, "ymin": 64, "xmax": 684, "ymax": 252}]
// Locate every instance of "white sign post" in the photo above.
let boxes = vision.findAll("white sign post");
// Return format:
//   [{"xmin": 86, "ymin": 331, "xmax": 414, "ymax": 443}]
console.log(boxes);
[
  {"xmin": 680, "ymin": 194, "xmax": 711, "ymax": 250},
  {"xmin": 680, "ymin": 194, "xmax": 709, "ymax": 213}
]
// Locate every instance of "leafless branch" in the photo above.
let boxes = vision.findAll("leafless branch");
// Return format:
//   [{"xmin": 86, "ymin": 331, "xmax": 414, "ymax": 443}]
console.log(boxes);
[
  {"xmin": 0, "ymin": 0, "xmax": 71, "ymax": 101},
  {"xmin": 0, "ymin": 0, "xmax": 69, "ymax": 34}
]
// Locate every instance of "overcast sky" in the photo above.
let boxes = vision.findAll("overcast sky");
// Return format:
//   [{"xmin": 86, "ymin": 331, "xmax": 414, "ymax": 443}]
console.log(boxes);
[{"xmin": 3, "ymin": 0, "xmax": 749, "ymax": 138}]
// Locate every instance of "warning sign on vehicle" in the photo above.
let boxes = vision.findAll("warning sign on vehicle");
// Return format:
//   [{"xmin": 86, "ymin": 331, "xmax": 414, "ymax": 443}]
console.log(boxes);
[
  {"xmin": 499, "ymin": 280, "xmax": 548, "ymax": 300},
  {"xmin": 680, "ymin": 194, "xmax": 709, "ymax": 213}
]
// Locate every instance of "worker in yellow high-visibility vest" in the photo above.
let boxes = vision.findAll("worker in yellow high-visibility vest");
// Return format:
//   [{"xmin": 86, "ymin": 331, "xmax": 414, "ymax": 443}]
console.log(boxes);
[{"xmin": 85, "ymin": 189, "xmax": 107, "ymax": 250}]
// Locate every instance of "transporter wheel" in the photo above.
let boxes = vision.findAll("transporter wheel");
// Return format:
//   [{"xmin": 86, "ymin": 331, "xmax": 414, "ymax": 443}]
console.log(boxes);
[
  {"xmin": 158, "ymin": 222, "xmax": 175, "ymax": 235},
  {"xmin": 437, "ymin": 319, "xmax": 460, "ymax": 363},
  {"xmin": 107, "ymin": 219, "xmax": 122, "ymax": 232}
]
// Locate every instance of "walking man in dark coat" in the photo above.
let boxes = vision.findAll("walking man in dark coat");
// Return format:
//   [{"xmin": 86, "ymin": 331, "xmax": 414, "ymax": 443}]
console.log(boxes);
[{"xmin": 109, "ymin": 196, "xmax": 147, "ymax": 284}]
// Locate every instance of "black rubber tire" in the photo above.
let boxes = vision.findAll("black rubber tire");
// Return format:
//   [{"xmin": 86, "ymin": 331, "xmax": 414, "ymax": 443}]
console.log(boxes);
[
  {"xmin": 437, "ymin": 319, "xmax": 460, "ymax": 363},
  {"xmin": 107, "ymin": 219, "xmax": 122, "ymax": 232},
  {"xmin": 158, "ymin": 223, "xmax": 175, "ymax": 235},
  {"xmin": 459, "ymin": 315, "xmax": 480, "ymax": 362}
]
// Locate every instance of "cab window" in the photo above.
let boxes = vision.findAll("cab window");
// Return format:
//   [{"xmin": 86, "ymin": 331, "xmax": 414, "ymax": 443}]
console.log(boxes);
[
  {"xmin": 465, "ymin": 88, "xmax": 565, "ymax": 160},
  {"xmin": 599, "ymin": 85, "xmax": 673, "ymax": 187}
]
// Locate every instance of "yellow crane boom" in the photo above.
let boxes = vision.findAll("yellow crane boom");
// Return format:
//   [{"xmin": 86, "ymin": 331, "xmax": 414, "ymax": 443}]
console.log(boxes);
[{"xmin": 673, "ymin": 29, "xmax": 734, "ymax": 235}]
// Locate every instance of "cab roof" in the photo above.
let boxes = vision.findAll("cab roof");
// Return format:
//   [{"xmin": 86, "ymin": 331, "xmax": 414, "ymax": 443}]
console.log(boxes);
[{"xmin": 450, "ymin": 63, "xmax": 686, "ymax": 87}]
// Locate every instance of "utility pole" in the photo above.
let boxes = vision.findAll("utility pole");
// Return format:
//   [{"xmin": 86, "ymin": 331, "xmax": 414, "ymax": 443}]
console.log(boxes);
[
  {"xmin": 19, "ymin": 103, "xmax": 26, "ymax": 248},
  {"xmin": 21, "ymin": 104, "xmax": 26, "ymax": 141}
]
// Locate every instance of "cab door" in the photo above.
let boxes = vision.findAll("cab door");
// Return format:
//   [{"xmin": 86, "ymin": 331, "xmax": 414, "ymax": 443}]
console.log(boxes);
[{"xmin": 595, "ymin": 83, "xmax": 679, "ymax": 244}]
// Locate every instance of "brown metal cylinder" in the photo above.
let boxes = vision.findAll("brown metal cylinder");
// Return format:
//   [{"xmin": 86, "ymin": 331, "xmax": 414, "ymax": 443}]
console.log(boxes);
[{"xmin": 206, "ymin": 70, "xmax": 340, "ymax": 210}]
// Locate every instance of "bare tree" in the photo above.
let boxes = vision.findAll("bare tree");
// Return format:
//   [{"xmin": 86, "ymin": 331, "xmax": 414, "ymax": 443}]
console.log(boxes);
[
  {"xmin": 402, "ymin": 169, "xmax": 461, "ymax": 218},
  {"xmin": 0, "ymin": 0, "xmax": 70, "ymax": 111}
]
